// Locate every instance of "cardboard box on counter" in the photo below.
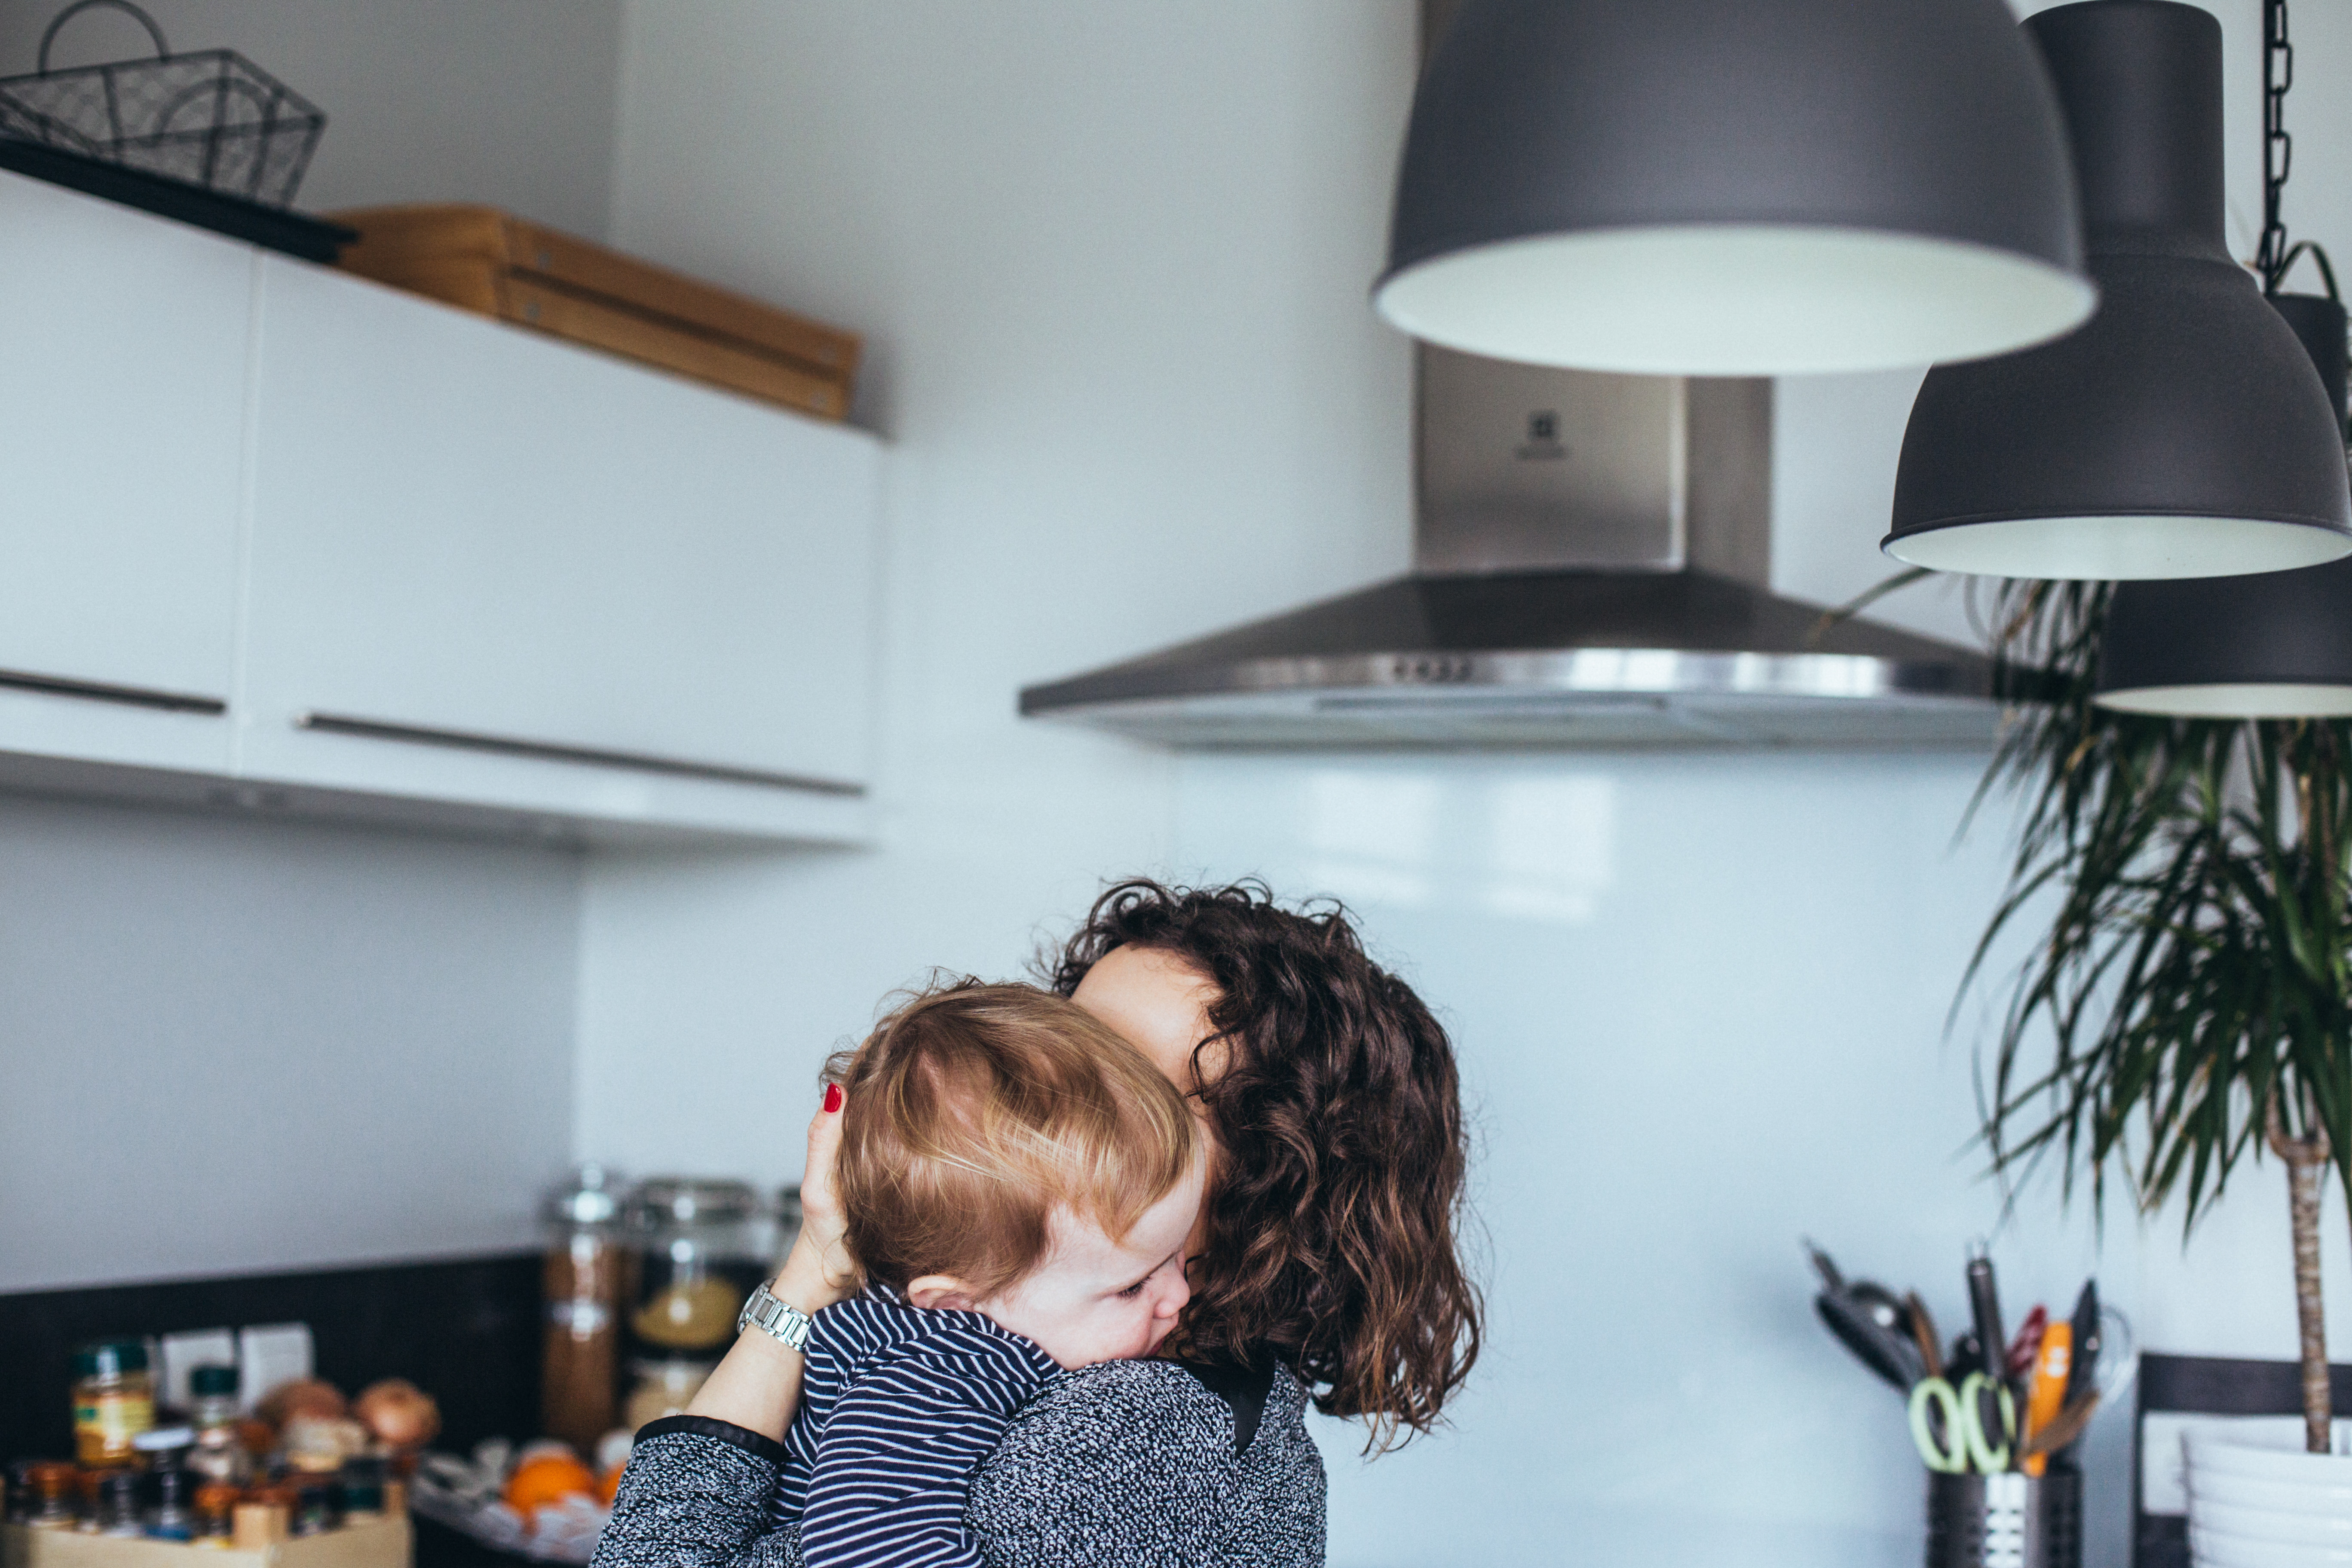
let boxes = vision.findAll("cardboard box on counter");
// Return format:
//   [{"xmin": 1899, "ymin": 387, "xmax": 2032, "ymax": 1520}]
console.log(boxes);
[{"xmin": 0, "ymin": 1513, "xmax": 409, "ymax": 1568}]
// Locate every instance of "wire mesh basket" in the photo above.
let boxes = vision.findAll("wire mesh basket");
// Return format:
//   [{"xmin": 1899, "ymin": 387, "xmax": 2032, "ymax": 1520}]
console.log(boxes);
[{"xmin": 0, "ymin": 0, "xmax": 325, "ymax": 206}]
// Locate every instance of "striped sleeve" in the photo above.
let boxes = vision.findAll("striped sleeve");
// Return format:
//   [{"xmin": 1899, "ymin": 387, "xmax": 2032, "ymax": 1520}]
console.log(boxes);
[{"xmin": 797, "ymin": 1332, "xmax": 1055, "ymax": 1568}]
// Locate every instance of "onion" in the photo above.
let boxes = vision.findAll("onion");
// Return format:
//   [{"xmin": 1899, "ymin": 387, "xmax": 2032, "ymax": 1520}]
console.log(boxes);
[
  {"xmin": 354, "ymin": 1379, "xmax": 441, "ymax": 1450},
  {"xmin": 255, "ymin": 1378, "xmax": 347, "ymax": 1428}
]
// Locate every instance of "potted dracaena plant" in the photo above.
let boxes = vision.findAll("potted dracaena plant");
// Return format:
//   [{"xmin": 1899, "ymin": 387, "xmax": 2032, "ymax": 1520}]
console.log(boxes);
[{"xmin": 1963, "ymin": 578, "xmax": 2351, "ymax": 1468}]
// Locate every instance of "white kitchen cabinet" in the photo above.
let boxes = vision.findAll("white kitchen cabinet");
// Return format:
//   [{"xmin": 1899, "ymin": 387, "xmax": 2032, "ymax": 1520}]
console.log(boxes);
[
  {"xmin": 0, "ymin": 171, "xmax": 249, "ymax": 776},
  {"xmin": 235, "ymin": 256, "xmax": 879, "ymax": 842},
  {"xmin": 0, "ymin": 180, "xmax": 877, "ymax": 845}
]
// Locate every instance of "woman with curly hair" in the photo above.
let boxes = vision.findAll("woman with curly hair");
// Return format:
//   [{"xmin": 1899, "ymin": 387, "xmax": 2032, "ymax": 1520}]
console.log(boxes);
[{"xmin": 595, "ymin": 879, "xmax": 1480, "ymax": 1567}]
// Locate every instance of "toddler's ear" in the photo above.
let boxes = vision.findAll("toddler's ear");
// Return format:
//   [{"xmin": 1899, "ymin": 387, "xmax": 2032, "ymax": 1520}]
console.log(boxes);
[{"xmin": 905, "ymin": 1275, "xmax": 980, "ymax": 1312}]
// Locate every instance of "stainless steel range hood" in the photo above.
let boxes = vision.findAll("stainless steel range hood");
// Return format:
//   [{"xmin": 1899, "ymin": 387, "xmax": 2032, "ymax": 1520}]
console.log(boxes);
[{"xmin": 1019, "ymin": 348, "xmax": 2000, "ymax": 750}]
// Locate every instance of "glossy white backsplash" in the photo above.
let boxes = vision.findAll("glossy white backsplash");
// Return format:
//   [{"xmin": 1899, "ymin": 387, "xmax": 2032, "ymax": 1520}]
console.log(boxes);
[
  {"xmin": 0, "ymin": 795, "xmax": 580, "ymax": 1292},
  {"xmin": 1172, "ymin": 747, "xmax": 2351, "ymax": 1568}
]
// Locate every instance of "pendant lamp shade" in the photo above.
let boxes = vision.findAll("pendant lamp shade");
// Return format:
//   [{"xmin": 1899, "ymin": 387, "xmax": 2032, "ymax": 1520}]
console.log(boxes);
[
  {"xmin": 1373, "ymin": 0, "xmax": 2095, "ymax": 376},
  {"xmin": 1884, "ymin": 1, "xmax": 2352, "ymax": 581},
  {"xmin": 2095, "ymin": 294, "xmax": 2352, "ymax": 716},
  {"xmin": 2096, "ymin": 558, "xmax": 2352, "ymax": 717}
]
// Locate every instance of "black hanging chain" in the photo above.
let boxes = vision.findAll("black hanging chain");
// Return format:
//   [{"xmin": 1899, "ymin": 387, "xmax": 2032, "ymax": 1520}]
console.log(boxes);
[
  {"xmin": 2259, "ymin": 0, "xmax": 2340, "ymax": 299},
  {"xmin": 2256, "ymin": 0, "xmax": 2291, "ymax": 286}
]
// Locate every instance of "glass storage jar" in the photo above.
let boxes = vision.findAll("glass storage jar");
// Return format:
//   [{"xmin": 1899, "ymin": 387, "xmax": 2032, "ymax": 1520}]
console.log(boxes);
[
  {"xmin": 620, "ymin": 1357, "xmax": 716, "ymax": 1430},
  {"xmin": 625, "ymin": 1178, "xmax": 767, "ymax": 1361},
  {"xmin": 542, "ymin": 1164, "xmax": 625, "ymax": 1453}
]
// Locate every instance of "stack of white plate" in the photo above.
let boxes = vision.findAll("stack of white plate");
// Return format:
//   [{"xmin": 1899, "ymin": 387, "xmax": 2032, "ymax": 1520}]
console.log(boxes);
[{"xmin": 2187, "ymin": 1432, "xmax": 2352, "ymax": 1568}]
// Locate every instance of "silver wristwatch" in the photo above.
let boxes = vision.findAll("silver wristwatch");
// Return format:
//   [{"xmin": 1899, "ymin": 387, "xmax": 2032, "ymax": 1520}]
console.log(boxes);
[{"xmin": 737, "ymin": 1280, "xmax": 815, "ymax": 1351}]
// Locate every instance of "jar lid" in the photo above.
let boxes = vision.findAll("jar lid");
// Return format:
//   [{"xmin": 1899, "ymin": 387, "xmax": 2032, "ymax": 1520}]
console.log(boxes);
[
  {"xmin": 190, "ymin": 1363, "xmax": 240, "ymax": 1396},
  {"xmin": 546, "ymin": 1162, "xmax": 626, "ymax": 1226},
  {"xmin": 628, "ymin": 1177, "xmax": 758, "ymax": 1225},
  {"xmin": 73, "ymin": 1338, "xmax": 150, "ymax": 1377}
]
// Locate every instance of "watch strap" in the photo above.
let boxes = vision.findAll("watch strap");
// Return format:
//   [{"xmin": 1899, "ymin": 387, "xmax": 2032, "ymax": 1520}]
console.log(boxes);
[{"xmin": 737, "ymin": 1280, "xmax": 815, "ymax": 1352}]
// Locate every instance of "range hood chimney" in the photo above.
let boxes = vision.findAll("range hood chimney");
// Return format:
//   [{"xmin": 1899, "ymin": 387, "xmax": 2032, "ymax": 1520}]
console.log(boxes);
[{"xmin": 1016, "ymin": 1, "xmax": 1999, "ymax": 752}]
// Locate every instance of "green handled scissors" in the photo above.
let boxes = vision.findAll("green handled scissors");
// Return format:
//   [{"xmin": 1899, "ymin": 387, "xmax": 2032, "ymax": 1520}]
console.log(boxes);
[{"xmin": 1908, "ymin": 1372, "xmax": 2017, "ymax": 1473}]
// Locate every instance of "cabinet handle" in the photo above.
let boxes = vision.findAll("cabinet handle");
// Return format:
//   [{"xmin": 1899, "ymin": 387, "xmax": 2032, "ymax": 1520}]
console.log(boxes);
[
  {"xmin": 0, "ymin": 666, "xmax": 226, "ymax": 714},
  {"xmin": 293, "ymin": 712, "xmax": 865, "ymax": 797}
]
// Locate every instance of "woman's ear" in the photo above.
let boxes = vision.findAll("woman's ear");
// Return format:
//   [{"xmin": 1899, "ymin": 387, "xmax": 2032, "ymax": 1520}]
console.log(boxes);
[{"xmin": 904, "ymin": 1274, "xmax": 981, "ymax": 1311}]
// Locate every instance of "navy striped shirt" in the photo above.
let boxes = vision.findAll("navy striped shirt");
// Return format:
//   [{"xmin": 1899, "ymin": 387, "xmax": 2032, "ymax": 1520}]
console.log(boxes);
[{"xmin": 765, "ymin": 1286, "xmax": 1063, "ymax": 1568}]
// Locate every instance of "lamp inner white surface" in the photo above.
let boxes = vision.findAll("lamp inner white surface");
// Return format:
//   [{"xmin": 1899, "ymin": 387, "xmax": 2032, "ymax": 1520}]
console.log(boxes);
[
  {"xmin": 1883, "ymin": 514, "xmax": 2352, "ymax": 581},
  {"xmin": 2096, "ymin": 682, "xmax": 2352, "ymax": 718},
  {"xmin": 1373, "ymin": 225, "xmax": 2096, "ymax": 376}
]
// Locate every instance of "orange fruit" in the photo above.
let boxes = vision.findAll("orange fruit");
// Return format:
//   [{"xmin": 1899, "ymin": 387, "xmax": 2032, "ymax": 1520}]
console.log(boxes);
[{"xmin": 506, "ymin": 1454, "xmax": 596, "ymax": 1518}]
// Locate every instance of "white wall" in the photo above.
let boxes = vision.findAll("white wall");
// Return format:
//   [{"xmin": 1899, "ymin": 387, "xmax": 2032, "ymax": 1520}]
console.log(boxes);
[
  {"xmin": 0, "ymin": 0, "xmax": 623, "ymax": 1298},
  {"xmin": 0, "ymin": 0, "xmax": 625, "ymax": 234},
  {"xmin": 574, "ymin": 0, "xmax": 1416, "ymax": 1179},
  {"xmin": 577, "ymin": 4, "xmax": 2352, "ymax": 1566},
  {"xmin": 0, "ymin": 796, "xmax": 581, "ymax": 1293}
]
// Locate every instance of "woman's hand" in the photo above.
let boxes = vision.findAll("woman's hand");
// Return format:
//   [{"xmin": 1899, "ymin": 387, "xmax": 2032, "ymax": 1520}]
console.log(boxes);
[
  {"xmin": 775, "ymin": 1084, "xmax": 857, "ymax": 1306},
  {"xmin": 682, "ymin": 1087, "xmax": 858, "ymax": 1441}
]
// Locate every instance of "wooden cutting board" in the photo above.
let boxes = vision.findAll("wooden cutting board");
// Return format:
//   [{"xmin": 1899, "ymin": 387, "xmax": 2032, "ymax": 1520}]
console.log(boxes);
[{"xmin": 330, "ymin": 205, "xmax": 860, "ymax": 421}]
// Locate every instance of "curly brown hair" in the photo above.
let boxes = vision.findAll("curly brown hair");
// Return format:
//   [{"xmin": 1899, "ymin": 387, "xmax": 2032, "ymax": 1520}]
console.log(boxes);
[{"xmin": 1044, "ymin": 878, "xmax": 1481, "ymax": 1448}]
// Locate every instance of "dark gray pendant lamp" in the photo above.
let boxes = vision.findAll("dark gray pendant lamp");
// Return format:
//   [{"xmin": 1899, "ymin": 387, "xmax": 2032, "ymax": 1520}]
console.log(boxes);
[
  {"xmin": 1373, "ymin": 0, "xmax": 2096, "ymax": 376},
  {"xmin": 2097, "ymin": 0, "xmax": 2352, "ymax": 717},
  {"xmin": 1885, "ymin": 0, "xmax": 2352, "ymax": 581}
]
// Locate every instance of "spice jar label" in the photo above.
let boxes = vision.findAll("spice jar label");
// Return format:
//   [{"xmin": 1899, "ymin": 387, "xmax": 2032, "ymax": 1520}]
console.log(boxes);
[{"xmin": 74, "ymin": 1392, "xmax": 155, "ymax": 1459}]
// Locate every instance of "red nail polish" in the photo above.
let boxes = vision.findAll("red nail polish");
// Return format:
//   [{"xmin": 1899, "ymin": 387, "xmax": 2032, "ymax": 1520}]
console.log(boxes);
[{"xmin": 823, "ymin": 1084, "xmax": 843, "ymax": 1113}]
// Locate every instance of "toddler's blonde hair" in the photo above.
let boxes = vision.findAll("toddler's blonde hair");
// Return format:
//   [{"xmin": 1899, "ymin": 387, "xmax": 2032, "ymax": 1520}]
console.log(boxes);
[{"xmin": 827, "ymin": 978, "xmax": 1196, "ymax": 1297}]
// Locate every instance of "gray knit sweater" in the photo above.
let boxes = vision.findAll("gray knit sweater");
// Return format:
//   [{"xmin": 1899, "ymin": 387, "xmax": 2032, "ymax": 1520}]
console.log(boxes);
[{"xmin": 592, "ymin": 1357, "xmax": 1326, "ymax": 1568}]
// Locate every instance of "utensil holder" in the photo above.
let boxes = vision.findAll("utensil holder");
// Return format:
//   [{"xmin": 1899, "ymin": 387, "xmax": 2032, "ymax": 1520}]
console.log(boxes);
[{"xmin": 1926, "ymin": 1470, "xmax": 2083, "ymax": 1568}]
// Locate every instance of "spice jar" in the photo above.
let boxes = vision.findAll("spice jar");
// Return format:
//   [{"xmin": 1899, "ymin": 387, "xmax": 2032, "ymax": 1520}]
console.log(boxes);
[
  {"xmin": 95, "ymin": 1470, "xmax": 142, "ymax": 1537},
  {"xmin": 193, "ymin": 1483, "xmax": 240, "ymax": 1547},
  {"xmin": 73, "ymin": 1340, "xmax": 156, "ymax": 1466},
  {"xmin": 24, "ymin": 1463, "xmax": 80, "ymax": 1529},
  {"xmin": 337, "ymin": 1455, "xmax": 387, "ymax": 1518},
  {"xmin": 5, "ymin": 1460, "xmax": 36, "ymax": 1524},
  {"xmin": 625, "ymin": 1178, "xmax": 767, "ymax": 1360},
  {"xmin": 148, "ymin": 1463, "xmax": 196, "ymax": 1541},
  {"xmin": 188, "ymin": 1366, "xmax": 251, "ymax": 1488},
  {"xmin": 542, "ymin": 1164, "xmax": 625, "ymax": 1453},
  {"xmin": 74, "ymin": 1468, "xmax": 106, "ymax": 1531},
  {"xmin": 289, "ymin": 1480, "xmax": 335, "ymax": 1536}
]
